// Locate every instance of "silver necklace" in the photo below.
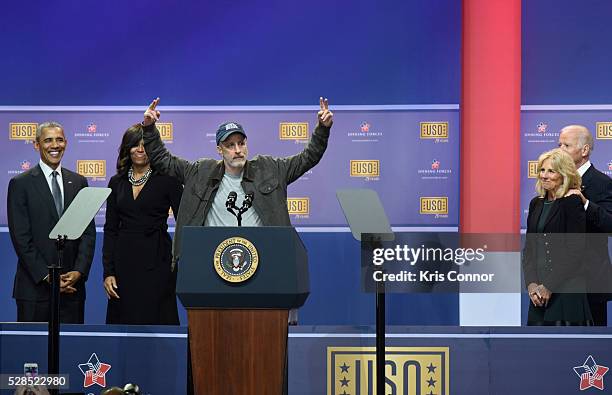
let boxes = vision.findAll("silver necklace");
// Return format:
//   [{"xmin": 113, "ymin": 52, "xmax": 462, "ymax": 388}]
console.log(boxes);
[{"xmin": 128, "ymin": 167, "xmax": 152, "ymax": 186}]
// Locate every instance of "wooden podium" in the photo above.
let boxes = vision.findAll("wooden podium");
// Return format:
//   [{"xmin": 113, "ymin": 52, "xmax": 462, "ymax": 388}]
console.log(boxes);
[{"xmin": 178, "ymin": 226, "xmax": 309, "ymax": 395}]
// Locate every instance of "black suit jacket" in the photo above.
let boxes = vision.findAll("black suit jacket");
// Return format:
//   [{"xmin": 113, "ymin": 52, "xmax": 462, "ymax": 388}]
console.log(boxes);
[
  {"xmin": 582, "ymin": 164, "xmax": 612, "ymax": 232},
  {"xmin": 581, "ymin": 164, "xmax": 612, "ymax": 294},
  {"xmin": 523, "ymin": 194, "xmax": 586, "ymax": 292},
  {"xmin": 7, "ymin": 164, "xmax": 96, "ymax": 301}
]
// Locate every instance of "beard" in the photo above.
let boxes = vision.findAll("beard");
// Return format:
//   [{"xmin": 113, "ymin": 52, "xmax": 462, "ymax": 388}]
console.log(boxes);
[{"xmin": 226, "ymin": 157, "xmax": 246, "ymax": 169}]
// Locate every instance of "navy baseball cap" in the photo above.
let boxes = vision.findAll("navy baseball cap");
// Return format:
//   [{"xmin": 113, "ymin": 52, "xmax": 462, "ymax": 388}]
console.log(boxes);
[{"xmin": 216, "ymin": 121, "xmax": 247, "ymax": 145}]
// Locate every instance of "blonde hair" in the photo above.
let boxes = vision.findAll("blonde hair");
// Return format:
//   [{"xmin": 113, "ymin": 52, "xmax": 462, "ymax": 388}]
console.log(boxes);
[{"xmin": 535, "ymin": 148, "xmax": 581, "ymax": 198}]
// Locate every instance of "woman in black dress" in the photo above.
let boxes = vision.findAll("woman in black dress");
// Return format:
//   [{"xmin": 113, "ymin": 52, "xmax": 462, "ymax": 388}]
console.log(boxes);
[
  {"xmin": 103, "ymin": 124, "xmax": 183, "ymax": 325},
  {"xmin": 523, "ymin": 148, "xmax": 591, "ymax": 325}
]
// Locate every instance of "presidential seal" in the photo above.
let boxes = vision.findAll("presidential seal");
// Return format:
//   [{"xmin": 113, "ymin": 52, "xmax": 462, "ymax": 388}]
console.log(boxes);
[{"xmin": 213, "ymin": 237, "xmax": 259, "ymax": 283}]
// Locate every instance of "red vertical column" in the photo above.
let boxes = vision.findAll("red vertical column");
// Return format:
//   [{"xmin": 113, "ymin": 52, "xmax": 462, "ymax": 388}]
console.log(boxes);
[{"xmin": 461, "ymin": 0, "xmax": 521, "ymax": 234}]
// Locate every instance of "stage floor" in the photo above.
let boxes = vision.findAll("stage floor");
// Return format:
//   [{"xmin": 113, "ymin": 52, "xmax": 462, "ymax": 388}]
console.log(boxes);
[{"xmin": 1, "ymin": 324, "xmax": 611, "ymax": 394}]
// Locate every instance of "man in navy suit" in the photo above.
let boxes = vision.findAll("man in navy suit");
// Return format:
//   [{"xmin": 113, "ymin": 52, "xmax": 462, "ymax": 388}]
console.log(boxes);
[
  {"xmin": 560, "ymin": 124, "xmax": 612, "ymax": 325},
  {"xmin": 7, "ymin": 121, "xmax": 95, "ymax": 323}
]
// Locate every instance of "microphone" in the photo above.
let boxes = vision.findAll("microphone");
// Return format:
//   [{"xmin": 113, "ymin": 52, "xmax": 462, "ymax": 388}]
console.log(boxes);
[
  {"xmin": 226, "ymin": 191, "xmax": 238, "ymax": 214},
  {"xmin": 236, "ymin": 193, "xmax": 255, "ymax": 227},
  {"xmin": 242, "ymin": 193, "xmax": 254, "ymax": 210},
  {"xmin": 239, "ymin": 193, "xmax": 254, "ymax": 214}
]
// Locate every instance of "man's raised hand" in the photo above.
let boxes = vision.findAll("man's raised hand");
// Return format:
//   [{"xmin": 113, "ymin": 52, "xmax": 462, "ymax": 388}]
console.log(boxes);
[
  {"xmin": 565, "ymin": 188, "xmax": 588, "ymax": 205},
  {"xmin": 317, "ymin": 97, "xmax": 333, "ymax": 127},
  {"xmin": 143, "ymin": 97, "xmax": 161, "ymax": 126}
]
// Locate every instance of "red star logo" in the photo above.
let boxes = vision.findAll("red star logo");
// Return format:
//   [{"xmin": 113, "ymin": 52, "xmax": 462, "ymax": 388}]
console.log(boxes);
[
  {"xmin": 78, "ymin": 353, "xmax": 111, "ymax": 388},
  {"xmin": 574, "ymin": 355, "xmax": 608, "ymax": 391}
]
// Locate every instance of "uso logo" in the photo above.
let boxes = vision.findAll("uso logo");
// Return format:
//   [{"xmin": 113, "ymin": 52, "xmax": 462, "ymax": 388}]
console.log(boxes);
[
  {"xmin": 327, "ymin": 346, "xmax": 449, "ymax": 395},
  {"xmin": 420, "ymin": 197, "xmax": 448, "ymax": 215},
  {"xmin": 287, "ymin": 198, "xmax": 309, "ymax": 215},
  {"xmin": 420, "ymin": 122, "xmax": 448, "ymax": 139},
  {"xmin": 350, "ymin": 160, "xmax": 380, "ymax": 177},
  {"xmin": 77, "ymin": 160, "xmax": 106, "ymax": 178},
  {"xmin": 10, "ymin": 123, "xmax": 38, "ymax": 141},
  {"xmin": 528, "ymin": 161, "xmax": 539, "ymax": 178},
  {"xmin": 157, "ymin": 122, "xmax": 174, "ymax": 141},
  {"xmin": 596, "ymin": 122, "xmax": 612, "ymax": 139},
  {"xmin": 279, "ymin": 122, "xmax": 309, "ymax": 140}
]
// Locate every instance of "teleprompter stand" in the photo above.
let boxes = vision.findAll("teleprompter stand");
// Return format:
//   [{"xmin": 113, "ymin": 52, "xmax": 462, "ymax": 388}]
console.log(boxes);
[
  {"xmin": 337, "ymin": 189, "xmax": 394, "ymax": 395},
  {"xmin": 47, "ymin": 187, "xmax": 110, "ymax": 395}
]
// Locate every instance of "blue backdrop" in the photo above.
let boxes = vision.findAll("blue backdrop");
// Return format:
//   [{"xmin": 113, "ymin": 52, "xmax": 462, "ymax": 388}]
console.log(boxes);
[
  {"xmin": 0, "ymin": 0, "xmax": 460, "ymax": 105},
  {"xmin": 522, "ymin": 0, "xmax": 612, "ymax": 104},
  {"xmin": 1, "ymin": 0, "xmax": 612, "ymax": 327},
  {"xmin": 0, "ymin": 0, "xmax": 463, "ymax": 326}
]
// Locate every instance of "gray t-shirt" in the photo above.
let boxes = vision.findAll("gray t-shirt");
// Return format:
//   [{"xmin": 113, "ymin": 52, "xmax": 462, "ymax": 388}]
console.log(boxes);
[{"xmin": 204, "ymin": 172, "xmax": 263, "ymax": 227}]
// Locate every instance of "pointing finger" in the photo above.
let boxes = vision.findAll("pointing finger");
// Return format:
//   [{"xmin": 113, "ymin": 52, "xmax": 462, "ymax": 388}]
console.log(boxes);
[
  {"xmin": 323, "ymin": 98, "xmax": 329, "ymax": 111},
  {"xmin": 319, "ymin": 97, "xmax": 324, "ymax": 110},
  {"xmin": 148, "ymin": 97, "xmax": 160, "ymax": 110}
]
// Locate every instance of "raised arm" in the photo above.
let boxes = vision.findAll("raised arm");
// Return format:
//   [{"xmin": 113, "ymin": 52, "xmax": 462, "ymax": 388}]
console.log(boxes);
[
  {"xmin": 142, "ymin": 98, "xmax": 195, "ymax": 184},
  {"xmin": 279, "ymin": 97, "xmax": 333, "ymax": 184}
]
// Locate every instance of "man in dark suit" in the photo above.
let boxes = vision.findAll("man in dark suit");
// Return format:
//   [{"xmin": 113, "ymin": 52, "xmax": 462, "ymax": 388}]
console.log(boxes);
[
  {"xmin": 560, "ymin": 124, "xmax": 612, "ymax": 325},
  {"xmin": 7, "ymin": 121, "xmax": 96, "ymax": 323}
]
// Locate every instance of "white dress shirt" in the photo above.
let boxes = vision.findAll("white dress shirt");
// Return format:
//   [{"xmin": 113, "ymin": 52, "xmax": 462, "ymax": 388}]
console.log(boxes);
[
  {"xmin": 39, "ymin": 160, "xmax": 64, "ymax": 203},
  {"xmin": 577, "ymin": 160, "xmax": 591, "ymax": 210}
]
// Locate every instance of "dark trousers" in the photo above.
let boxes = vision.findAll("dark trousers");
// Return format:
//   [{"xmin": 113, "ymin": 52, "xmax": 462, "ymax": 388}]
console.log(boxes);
[
  {"xmin": 588, "ymin": 293, "xmax": 609, "ymax": 326},
  {"xmin": 16, "ymin": 297, "xmax": 85, "ymax": 324}
]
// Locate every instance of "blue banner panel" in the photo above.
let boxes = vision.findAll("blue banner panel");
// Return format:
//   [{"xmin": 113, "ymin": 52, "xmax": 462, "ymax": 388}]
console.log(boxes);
[
  {"xmin": 0, "ymin": 231, "xmax": 461, "ymax": 326},
  {"xmin": 0, "ymin": 107, "xmax": 459, "ymax": 227},
  {"xmin": 289, "ymin": 326, "xmax": 612, "ymax": 395},
  {"xmin": 0, "ymin": 324, "xmax": 187, "ymax": 395},
  {"xmin": 2, "ymin": 325, "xmax": 611, "ymax": 395},
  {"xmin": 520, "ymin": 108, "xmax": 612, "ymax": 228}
]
